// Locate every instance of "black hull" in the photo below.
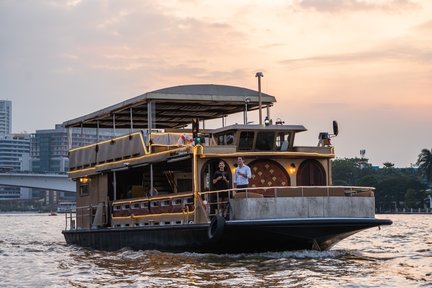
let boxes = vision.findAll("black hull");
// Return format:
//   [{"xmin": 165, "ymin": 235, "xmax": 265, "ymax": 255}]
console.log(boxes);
[{"xmin": 62, "ymin": 218, "xmax": 392, "ymax": 253}]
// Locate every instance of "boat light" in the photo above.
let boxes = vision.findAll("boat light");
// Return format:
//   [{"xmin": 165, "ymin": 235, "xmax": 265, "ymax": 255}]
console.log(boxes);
[
  {"xmin": 79, "ymin": 177, "xmax": 90, "ymax": 184},
  {"xmin": 288, "ymin": 163, "xmax": 296, "ymax": 175}
]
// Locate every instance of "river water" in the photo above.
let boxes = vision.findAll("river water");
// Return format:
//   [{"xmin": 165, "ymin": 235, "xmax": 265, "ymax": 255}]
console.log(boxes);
[{"xmin": 0, "ymin": 214, "xmax": 431, "ymax": 288}]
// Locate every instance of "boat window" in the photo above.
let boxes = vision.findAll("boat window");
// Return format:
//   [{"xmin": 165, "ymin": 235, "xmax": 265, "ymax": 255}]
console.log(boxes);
[
  {"xmin": 140, "ymin": 202, "xmax": 148, "ymax": 209},
  {"xmin": 184, "ymin": 197, "xmax": 193, "ymax": 204},
  {"xmin": 255, "ymin": 132, "xmax": 275, "ymax": 151},
  {"xmin": 218, "ymin": 134, "xmax": 225, "ymax": 145},
  {"xmin": 79, "ymin": 184, "xmax": 89, "ymax": 196},
  {"xmin": 238, "ymin": 131, "xmax": 255, "ymax": 150},
  {"xmin": 151, "ymin": 201, "xmax": 160, "ymax": 207},
  {"xmin": 276, "ymin": 132, "xmax": 290, "ymax": 151},
  {"xmin": 132, "ymin": 203, "xmax": 140, "ymax": 209},
  {"xmin": 173, "ymin": 199, "xmax": 183, "ymax": 205},
  {"xmin": 161, "ymin": 200, "xmax": 171, "ymax": 206},
  {"xmin": 226, "ymin": 133, "xmax": 235, "ymax": 145},
  {"xmin": 217, "ymin": 132, "xmax": 235, "ymax": 145}
]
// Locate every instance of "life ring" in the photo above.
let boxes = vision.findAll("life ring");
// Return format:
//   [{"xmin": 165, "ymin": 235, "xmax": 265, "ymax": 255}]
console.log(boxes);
[{"xmin": 208, "ymin": 215, "xmax": 225, "ymax": 242}]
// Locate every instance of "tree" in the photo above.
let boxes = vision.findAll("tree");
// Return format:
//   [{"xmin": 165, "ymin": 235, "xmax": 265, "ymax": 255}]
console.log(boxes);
[
  {"xmin": 332, "ymin": 158, "xmax": 373, "ymax": 185},
  {"xmin": 383, "ymin": 162, "xmax": 395, "ymax": 168},
  {"xmin": 417, "ymin": 148, "xmax": 432, "ymax": 186},
  {"xmin": 405, "ymin": 188, "xmax": 427, "ymax": 209},
  {"xmin": 357, "ymin": 175, "xmax": 378, "ymax": 188}
]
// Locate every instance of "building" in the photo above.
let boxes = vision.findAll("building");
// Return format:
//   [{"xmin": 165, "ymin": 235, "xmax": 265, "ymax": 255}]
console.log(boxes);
[
  {"xmin": 0, "ymin": 133, "xmax": 31, "ymax": 200},
  {"xmin": 31, "ymin": 124, "xmax": 118, "ymax": 173},
  {"xmin": 0, "ymin": 100, "xmax": 12, "ymax": 135}
]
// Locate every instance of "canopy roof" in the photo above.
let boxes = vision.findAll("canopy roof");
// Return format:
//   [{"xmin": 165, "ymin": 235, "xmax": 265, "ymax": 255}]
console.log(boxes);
[{"xmin": 63, "ymin": 84, "xmax": 277, "ymax": 129}]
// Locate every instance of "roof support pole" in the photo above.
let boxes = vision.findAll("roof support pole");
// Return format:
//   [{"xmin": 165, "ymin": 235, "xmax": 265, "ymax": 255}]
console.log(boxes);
[
  {"xmin": 147, "ymin": 101, "xmax": 155, "ymax": 132},
  {"xmin": 80, "ymin": 123, "xmax": 83, "ymax": 147},
  {"xmin": 67, "ymin": 127, "xmax": 72, "ymax": 150},
  {"xmin": 255, "ymin": 72, "xmax": 264, "ymax": 125},
  {"xmin": 129, "ymin": 108, "xmax": 133, "ymax": 133},
  {"xmin": 150, "ymin": 164, "xmax": 154, "ymax": 196},
  {"xmin": 97, "ymin": 120, "xmax": 100, "ymax": 141},
  {"xmin": 113, "ymin": 113, "xmax": 116, "ymax": 135},
  {"xmin": 113, "ymin": 171, "xmax": 117, "ymax": 200},
  {"xmin": 244, "ymin": 98, "xmax": 250, "ymax": 125}
]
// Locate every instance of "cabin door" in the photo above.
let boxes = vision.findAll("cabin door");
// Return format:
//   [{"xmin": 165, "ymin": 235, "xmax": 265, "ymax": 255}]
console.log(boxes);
[
  {"xmin": 296, "ymin": 160, "xmax": 326, "ymax": 186},
  {"xmin": 248, "ymin": 159, "xmax": 290, "ymax": 196}
]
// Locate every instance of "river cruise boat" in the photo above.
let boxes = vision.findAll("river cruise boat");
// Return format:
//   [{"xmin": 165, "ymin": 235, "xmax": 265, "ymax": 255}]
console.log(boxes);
[{"xmin": 62, "ymin": 84, "xmax": 392, "ymax": 253}]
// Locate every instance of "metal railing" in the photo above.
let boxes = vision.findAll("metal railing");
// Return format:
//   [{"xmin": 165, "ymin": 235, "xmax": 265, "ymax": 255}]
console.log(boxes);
[
  {"xmin": 66, "ymin": 185, "xmax": 375, "ymax": 229},
  {"xmin": 199, "ymin": 185, "xmax": 375, "ymax": 218},
  {"xmin": 65, "ymin": 203, "xmax": 108, "ymax": 230}
]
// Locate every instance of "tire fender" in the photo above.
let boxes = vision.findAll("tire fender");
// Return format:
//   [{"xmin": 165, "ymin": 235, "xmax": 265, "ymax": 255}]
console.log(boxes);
[{"xmin": 207, "ymin": 216, "xmax": 225, "ymax": 242}]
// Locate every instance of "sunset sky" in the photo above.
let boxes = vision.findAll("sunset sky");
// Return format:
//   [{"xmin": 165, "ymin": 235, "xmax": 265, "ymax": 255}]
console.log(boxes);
[{"xmin": 1, "ymin": 0, "xmax": 431, "ymax": 167}]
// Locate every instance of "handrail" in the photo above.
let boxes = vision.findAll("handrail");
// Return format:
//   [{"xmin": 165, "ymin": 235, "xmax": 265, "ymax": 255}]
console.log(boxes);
[
  {"xmin": 67, "ymin": 186, "xmax": 375, "ymax": 229},
  {"xmin": 199, "ymin": 185, "xmax": 375, "ymax": 198}
]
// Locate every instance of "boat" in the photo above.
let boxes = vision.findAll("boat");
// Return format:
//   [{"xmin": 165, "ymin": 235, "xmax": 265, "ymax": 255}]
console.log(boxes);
[
  {"xmin": 57, "ymin": 201, "xmax": 76, "ymax": 213},
  {"xmin": 61, "ymin": 84, "xmax": 392, "ymax": 253}
]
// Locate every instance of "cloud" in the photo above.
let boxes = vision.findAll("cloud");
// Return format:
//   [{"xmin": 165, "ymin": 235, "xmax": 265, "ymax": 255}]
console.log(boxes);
[
  {"xmin": 279, "ymin": 42, "xmax": 432, "ymax": 70},
  {"xmin": 294, "ymin": 0, "xmax": 419, "ymax": 13}
]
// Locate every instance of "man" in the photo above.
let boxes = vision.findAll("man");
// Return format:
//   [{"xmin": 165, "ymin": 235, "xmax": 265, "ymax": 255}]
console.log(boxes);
[{"xmin": 234, "ymin": 156, "xmax": 252, "ymax": 190}]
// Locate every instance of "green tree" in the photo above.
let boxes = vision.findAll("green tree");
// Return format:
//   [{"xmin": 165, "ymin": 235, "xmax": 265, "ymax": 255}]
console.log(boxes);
[
  {"xmin": 417, "ymin": 148, "xmax": 432, "ymax": 186},
  {"xmin": 332, "ymin": 158, "xmax": 373, "ymax": 185},
  {"xmin": 375, "ymin": 175, "xmax": 425, "ymax": 210},
  {"xmin": 404, "ymin": 188, "xmax": 427, "ymax": 209},
  {"xmin": 357, "ymin": 175, "xmax": 378, "ymax": 187}
]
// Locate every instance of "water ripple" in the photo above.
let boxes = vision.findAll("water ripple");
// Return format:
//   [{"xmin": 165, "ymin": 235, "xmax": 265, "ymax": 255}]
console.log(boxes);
[{"xmin": 1, "ymin": 214, "xmax": 431, "ymax": 287}]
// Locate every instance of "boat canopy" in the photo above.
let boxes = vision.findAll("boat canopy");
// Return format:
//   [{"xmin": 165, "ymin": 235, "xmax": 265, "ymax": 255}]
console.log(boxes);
[
  {"xmin": 63, "ymin": 84, "xmax": 276, "ymax": 129},
  {"xmin": 210, "ymin": 124, "xmax": 307, "ymax": 134}
]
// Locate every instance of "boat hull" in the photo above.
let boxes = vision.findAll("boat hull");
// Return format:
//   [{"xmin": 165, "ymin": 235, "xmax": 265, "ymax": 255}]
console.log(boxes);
[{"xmin": 62, "ymin": 218, "xmax": 392, "ymax": 253}]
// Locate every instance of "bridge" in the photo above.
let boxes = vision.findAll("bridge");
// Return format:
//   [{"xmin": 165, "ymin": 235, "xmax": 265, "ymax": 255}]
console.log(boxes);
[{"xmin": 0, "ymin": 173, "xmax": 75, "ymax": 192}]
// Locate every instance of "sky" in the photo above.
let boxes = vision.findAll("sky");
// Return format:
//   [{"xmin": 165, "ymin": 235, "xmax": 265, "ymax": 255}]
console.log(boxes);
[{"xmin": 0, "ymin": 0, "xmax": 431, "ymax": 167}]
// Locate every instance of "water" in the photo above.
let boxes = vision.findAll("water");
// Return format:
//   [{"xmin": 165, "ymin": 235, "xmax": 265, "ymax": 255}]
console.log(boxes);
[{"xmin": 0, "ymin": 214, "xmax": 431, "ymax": 287}]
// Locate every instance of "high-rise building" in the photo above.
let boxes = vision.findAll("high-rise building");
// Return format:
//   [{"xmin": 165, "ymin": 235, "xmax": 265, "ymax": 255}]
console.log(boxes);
[
  {"xmin": 0, "ymin": 133, "xmax": 31, "ymax": 200},
  {"xmin": 0, "ymin": 100, "xmax": 12, "ymax": 134}
]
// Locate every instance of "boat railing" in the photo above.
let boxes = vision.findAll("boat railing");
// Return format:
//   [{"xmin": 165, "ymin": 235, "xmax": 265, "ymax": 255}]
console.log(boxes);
[
  {"xmin": 200, "ymin": 185, "xmax": 375, "ymax": 218},
  {"xmin": 65, "ymin": 203, "xmax": 109, "ymax": 230},
  {"xmin": 64, "ymin": 211, "xmax": 75, "ymax": 230}
]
